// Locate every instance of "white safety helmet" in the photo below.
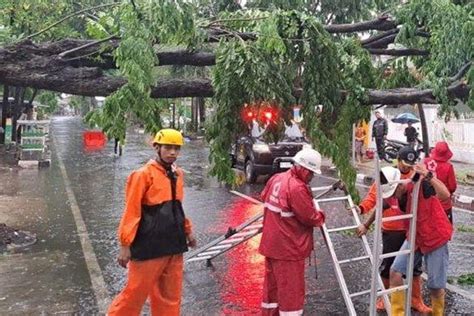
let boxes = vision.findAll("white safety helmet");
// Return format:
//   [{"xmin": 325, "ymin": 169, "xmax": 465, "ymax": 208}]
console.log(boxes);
[
  {"xmin": 293, "ymin": 148, "xmax": 322, "ymax": 174},
  {"xmin": 380, "ymin": 166, "xmax": 401, "ymax": 198}
]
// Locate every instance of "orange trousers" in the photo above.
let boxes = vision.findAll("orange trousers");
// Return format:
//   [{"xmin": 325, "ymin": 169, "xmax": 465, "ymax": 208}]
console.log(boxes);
[{"xmin": 108, "ymin": 254, "xmax": 184, "ymax": 316}]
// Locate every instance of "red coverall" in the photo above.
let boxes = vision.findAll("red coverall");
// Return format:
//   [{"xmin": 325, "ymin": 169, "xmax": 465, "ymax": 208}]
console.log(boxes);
[
  {"xmin": 424, "ymin": 156, "xmax": 457, "ymax": 223},
  {"xmin": 259, "ymin": 167, "xmax": 325, "ymax": 316}
]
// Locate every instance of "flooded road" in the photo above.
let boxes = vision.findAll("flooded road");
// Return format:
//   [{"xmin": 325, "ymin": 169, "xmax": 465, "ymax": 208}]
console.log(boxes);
[{"xmin": 0, "ymin": 116, "xmax": 473, "ymax": 315}]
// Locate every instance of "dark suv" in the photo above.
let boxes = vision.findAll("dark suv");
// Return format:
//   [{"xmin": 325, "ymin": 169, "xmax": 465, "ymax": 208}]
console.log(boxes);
[{"xmin": 230, "ymin": 123, "xmax": 310, "ymax": 183}]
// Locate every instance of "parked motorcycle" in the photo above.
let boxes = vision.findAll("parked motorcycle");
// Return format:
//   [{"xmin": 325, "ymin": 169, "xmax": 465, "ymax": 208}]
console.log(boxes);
[{"xmin": 383, "ymin": 139, "xmax": 425, "ymax": 163}]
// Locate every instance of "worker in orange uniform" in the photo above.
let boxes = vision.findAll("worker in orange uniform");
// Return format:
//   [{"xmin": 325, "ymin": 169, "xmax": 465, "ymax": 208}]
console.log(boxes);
[
  {"xmin": 259, "ymin": 148, "xmax": 326, "ymax": 315},
  {"xmin": 108, "ymin": 128, "xmax": 196, "ymax": 316},
  {"xmin": 423, "ymin": 141, "xmax": 457, "ymax": 224},
  {"xmin": 355, "ymin": 146, "xmax": 432, "ymax": 313}
]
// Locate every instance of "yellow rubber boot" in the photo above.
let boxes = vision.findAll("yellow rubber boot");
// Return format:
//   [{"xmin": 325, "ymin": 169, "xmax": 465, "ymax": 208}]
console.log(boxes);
[
  {"xmin": 376, "ymin": 277, "xmax": 390, "ymax": 311},
  {"xmin": 390, "ymin": 290, "xmax": 406, "ymax": 316},
  {"xmin": 431, "ymin": 293, "xmax": 445, "ymax": 316},
  {"xmin": 411, "ymin": 276, "xmax": 432, "ymax": 313}
]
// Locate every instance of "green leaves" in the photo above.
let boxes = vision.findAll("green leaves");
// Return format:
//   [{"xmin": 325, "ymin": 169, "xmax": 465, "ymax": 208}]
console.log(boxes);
[
  {"xmin": 394, "ymin": 0, "xmax": 473, "ymax": 120},
  {"xmin": 209, "ymin": 10, "xmax": 371, "ymax": 199}
]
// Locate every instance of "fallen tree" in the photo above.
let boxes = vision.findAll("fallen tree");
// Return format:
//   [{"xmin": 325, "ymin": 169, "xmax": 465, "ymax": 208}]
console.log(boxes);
[{"xmin": 0, "ymin": 40, "xmax": 468, "ymax": 104}]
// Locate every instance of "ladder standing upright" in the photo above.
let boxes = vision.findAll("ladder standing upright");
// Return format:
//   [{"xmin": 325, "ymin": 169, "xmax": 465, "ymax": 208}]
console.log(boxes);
[
  {"xmin": 313, "ymin": 156, "xmax": 420, "ymax": 316},
  {"xmin": 368, "ymin": 155, "xmax": 421, "ymax": 316}
]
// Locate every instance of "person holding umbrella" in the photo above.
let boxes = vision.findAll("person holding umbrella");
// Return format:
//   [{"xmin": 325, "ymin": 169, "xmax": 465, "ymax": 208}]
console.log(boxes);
[{"xmin": 391, "ymin": 113, "xmax": 420, "ymax": 148}]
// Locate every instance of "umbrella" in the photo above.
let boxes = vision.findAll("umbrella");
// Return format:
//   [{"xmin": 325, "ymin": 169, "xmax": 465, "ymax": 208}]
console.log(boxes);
[{"xmin": 391, "ymin": 112, "xmax": 420, "ymax": 124}]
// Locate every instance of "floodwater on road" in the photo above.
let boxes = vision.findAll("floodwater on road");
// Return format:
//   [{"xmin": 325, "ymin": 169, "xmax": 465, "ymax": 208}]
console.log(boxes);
[{"xmin": 0, "ymin": 116, "xmax": 473, "ymax": 315}]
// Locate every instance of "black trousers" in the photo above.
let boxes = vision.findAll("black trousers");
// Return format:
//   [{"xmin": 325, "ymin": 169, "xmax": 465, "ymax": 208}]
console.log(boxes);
[
  {"xmin": 379, "ymin": 230, "xmax": 423, "ymax": 279},
  {"xmin": 375, "ymin": 137, "xmax": 385, "ymax": 159}
]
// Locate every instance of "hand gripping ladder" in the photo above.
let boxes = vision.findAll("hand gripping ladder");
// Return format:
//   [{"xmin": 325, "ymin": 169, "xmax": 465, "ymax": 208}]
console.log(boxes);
[
  {"xmin": 185, "ymin": 182, "xmax": 343, "ymax": 266},
  {"xmin": 368, "ymin": 156, "xmax": 421, "ymax": 316},
  {"xmin": 312, "ymin": 157, "xmax": 420, "ymax": 316}
]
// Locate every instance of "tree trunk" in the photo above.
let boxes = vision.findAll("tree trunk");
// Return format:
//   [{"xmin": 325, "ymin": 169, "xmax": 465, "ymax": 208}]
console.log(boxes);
[
  {"xmin": 198, "ymin": 97, "xmax": 206, "ymax": 127},
  {"xmin": 171, "ymin": 103, "xmax": 176, "ymax": 129},
  {"xmin": 1, "ymin": 85, "xmax": 9, "ymax": 144},
  {"xmin": 11, "ymin": 87, "xmax": 24, "ymax": 142},
  {"xmin": 417, "ymin": 103, "xmax": 430, "ymax": 155},
  {"xmin": 0, "ymin": 40, "xmax": 470, "ymax": 103},
  {"xmin": 191, "ymin": 98, "xmax": 197, "ymax": 132}
]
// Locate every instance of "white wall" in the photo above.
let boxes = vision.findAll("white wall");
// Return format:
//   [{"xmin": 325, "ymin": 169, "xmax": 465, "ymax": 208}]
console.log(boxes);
[{"xmin": 367, "ymin": 105, "xmax": 474, "ymax": 164}]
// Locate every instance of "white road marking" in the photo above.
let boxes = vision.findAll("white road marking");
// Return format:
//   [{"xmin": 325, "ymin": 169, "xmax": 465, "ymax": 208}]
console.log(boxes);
[{"xmin": 54, "ymin": 139, "xmax": 111, "ymax": 313}]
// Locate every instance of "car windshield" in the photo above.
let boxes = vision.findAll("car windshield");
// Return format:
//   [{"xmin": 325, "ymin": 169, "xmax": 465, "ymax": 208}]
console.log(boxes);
[{"xmin": 250, "ymin": 121, "xmax": 305, "ymax": 142}]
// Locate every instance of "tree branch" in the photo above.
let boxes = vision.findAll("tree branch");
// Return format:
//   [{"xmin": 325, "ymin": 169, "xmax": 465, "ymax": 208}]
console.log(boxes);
[
  {"xmin": 361, "ymin": 28, "xmax": 430, "ymax": 49},
  {"xmin": 325, "ymin": 15, "xmax": 397, "ymax": 33},
  {"xmin": 204, "ymin": 16, "xmax": 268, "ymax": 28},
  {"xmin": 450, "ymin": 61, "xmax": 472, "ymax": 82},
  {"xmin": 58, "ymin": 34, "xmax": 119, "ymax": 58},
  {"xmin": 367, "ymin": 48, "xmax": 429, "ymax": 56},
  {"xmin": 19, "ymin": 3, "xmax": 121, "ymax": 43},
  {"xmin": 361, "ymin": 28, "xmax": 399, "ymax": 47},
  {"xmin": 0, "ymin": 62, "xmax": 468, "ymax": 105}
]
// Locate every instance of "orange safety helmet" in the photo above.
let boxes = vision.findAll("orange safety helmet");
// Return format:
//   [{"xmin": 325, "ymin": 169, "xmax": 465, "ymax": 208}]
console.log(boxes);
[{"xmin": 153, "ymin": 128, "xmax": 184, "ymax": 146}]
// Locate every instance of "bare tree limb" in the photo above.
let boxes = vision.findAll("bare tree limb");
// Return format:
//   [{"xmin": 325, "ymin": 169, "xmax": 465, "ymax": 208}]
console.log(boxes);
[
  {"xmin": 59, "ymin": 34, "xmax": 119, "ymax": 58},
  {"xmin": 367, "ymin": 48, "xmax": 429, "ymax": 56},
  {"xmin": 361, "ymin": 28, "xmax": 399, "ymax": 46},
  {"xmin": 325, "ymin": 15, "xmax": 397, "ymax": 33},
  {"xmin": 450, "ymin": 61, "xmax": 472, "ymax": 82},
  {"xmin": 362, "ymin": 28, "xmax": 430, "ymax": 49}
]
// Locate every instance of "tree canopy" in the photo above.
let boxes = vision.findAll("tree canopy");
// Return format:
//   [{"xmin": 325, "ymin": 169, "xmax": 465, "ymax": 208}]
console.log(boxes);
[{"xmin": 0, "ymin": 0, "xmax": 472, "ymax": 199}]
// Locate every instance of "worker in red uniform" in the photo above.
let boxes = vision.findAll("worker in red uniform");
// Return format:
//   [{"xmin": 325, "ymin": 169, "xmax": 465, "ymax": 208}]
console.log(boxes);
[
  {"xmin": 390, "ymin": 162, "xmax": 452, "ymax": 316},
  {"xmin": 423, "ymin": 141, "xmax": 457, "ymax": 223},
  {"xmin": 108, "ymin": 129, "xmax": 196, "ymax": 316},
  {"xmin": 259, "ymin": 148, "xmax": 326, "ymax": 316},
  {"xmin": 356, "ymin": 147, "xmax": 431, "ymax": 313}
]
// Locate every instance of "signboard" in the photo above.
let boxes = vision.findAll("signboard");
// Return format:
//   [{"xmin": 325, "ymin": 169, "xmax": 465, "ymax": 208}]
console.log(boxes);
[{"xmin": 4, "ymin": 118, "xmax": 12, "ymax": 144}]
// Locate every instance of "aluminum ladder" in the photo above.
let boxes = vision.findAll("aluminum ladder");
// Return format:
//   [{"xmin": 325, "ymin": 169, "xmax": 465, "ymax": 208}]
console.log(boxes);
[
  {"xmin": 368, "ymin": 155, "xmax": 421, "ymax": 316},
  {"xmin": 313, "ymin": 156, "xmax": 420, "ymax": 316},
  {"xmin": 185, "ymin": 182, "xmax": 343, "ymax": 265}
]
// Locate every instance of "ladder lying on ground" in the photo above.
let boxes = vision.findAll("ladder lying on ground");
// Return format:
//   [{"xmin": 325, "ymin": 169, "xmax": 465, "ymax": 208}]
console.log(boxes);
[
  {"xmin": 185, "ymin": 181, "xmax": 343, "ymax": 266},
  {"xmin": 186, "ymin": 164, "xmax": 420, "ymax": 316}
]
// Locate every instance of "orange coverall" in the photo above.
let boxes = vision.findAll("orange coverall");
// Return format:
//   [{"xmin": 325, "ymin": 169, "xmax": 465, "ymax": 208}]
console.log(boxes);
[{"xmin": 108, "ymin": 160, "xmax": 192, "ymax": 316}]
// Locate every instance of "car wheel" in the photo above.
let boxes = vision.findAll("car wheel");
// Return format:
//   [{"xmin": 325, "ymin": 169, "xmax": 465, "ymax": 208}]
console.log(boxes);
[{"xmin": 245, "ymin": 160, "xmax": 257, "ymax": 183}]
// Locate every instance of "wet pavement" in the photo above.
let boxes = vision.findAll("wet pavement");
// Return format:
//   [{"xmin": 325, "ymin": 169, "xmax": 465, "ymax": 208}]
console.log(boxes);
[{"xmin": 0, "ymin": 116, "xmax": 473, "ymax": 315}]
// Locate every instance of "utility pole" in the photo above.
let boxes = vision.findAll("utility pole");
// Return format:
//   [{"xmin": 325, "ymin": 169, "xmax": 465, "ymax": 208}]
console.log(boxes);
[{"xmin": 171, "ymin": 103, "xmax": 176, "ymax": 129}]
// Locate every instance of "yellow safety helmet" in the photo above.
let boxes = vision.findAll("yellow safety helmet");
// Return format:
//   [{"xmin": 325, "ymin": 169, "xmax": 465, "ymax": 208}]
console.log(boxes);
[{"xmin": 153, "ymin": 128, "xmax": 184, "ymax": 146}]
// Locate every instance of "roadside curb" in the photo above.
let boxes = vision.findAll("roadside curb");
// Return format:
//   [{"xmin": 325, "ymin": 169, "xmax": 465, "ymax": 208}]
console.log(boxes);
[{"xmin": 421, "ymin": 273, "xmax": 474, "ymax": 302}]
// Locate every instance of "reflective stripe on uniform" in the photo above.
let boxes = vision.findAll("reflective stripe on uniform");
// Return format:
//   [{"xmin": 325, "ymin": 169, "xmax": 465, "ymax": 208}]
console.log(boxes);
[
  {"xmin": 261, "ymin": 302, "xmax": 278, "ymax": 309},
  {"xmin": 279, "ymin": 310, "xmax": 303, "ymax": 316},
  {"xmin": 264, "ymin": 203, "xmax": 294, "ymax": 217}
]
